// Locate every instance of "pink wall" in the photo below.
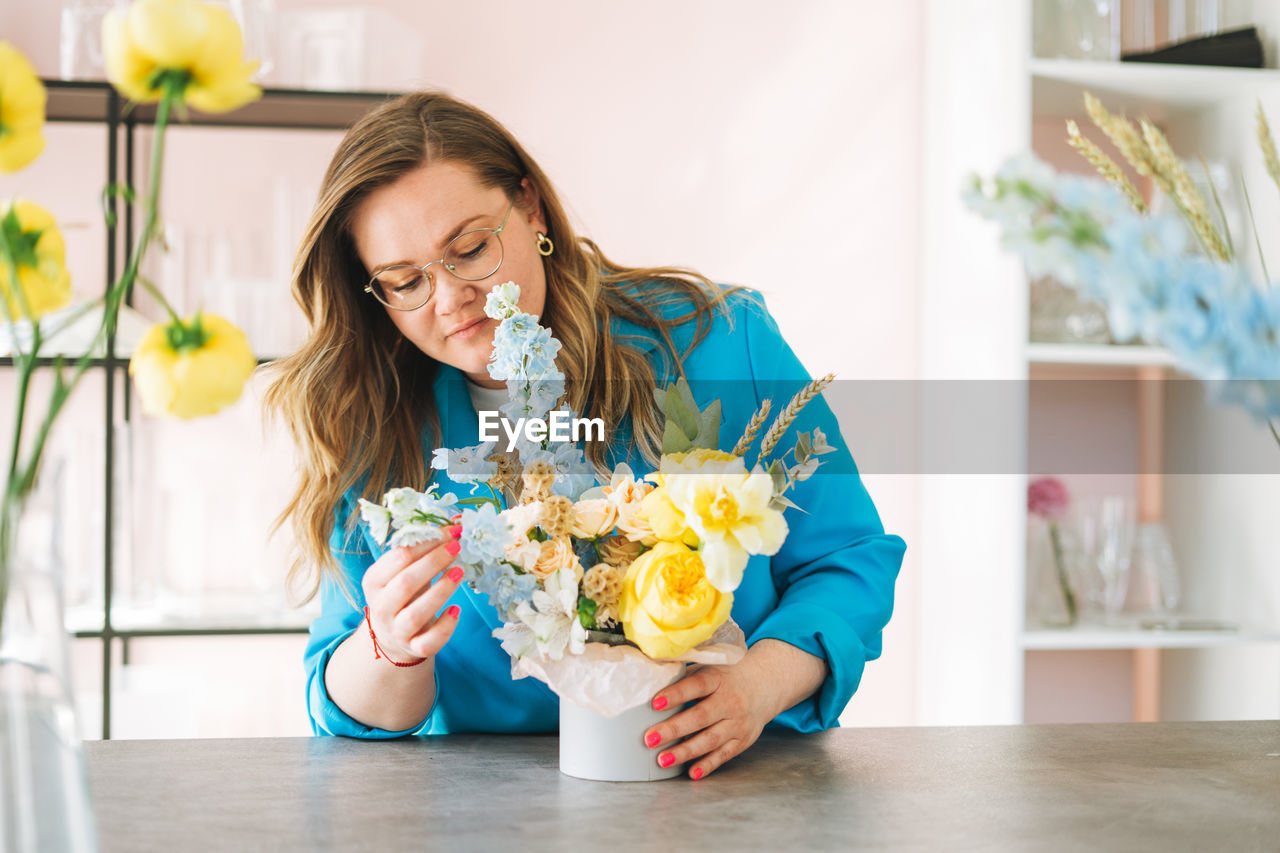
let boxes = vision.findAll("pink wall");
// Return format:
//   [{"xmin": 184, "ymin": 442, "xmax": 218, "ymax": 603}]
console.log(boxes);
[{"xmin": 1, "ymin": 1, "xmax": 926, "ymax": 728}]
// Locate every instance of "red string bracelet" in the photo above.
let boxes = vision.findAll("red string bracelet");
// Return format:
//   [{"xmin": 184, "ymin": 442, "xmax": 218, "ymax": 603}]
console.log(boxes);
[{"xmin": 363, "ymin": 606, "xmax": 428, "ymax": 667}]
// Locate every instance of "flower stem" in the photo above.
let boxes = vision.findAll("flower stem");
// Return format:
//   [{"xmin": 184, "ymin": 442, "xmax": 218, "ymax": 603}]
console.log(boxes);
[{"xmin": 1048, "ymin": 521, "xmax": 1077, "ymax": 626}]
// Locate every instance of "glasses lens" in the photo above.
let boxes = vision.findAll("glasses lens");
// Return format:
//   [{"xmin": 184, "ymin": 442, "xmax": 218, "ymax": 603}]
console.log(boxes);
[
  {"xmin": 445, "ymin": 229, "xmax": 503, "ymax": 281},
  {"xmin": 371, "ymin": 265, "xmax": 431, "ymax": 310}
]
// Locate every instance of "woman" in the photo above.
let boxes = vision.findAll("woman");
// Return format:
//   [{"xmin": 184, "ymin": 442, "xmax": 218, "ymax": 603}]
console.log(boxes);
[{"xmin": 265, "ymin": 92, "xmax": 905, "ymax": 780}]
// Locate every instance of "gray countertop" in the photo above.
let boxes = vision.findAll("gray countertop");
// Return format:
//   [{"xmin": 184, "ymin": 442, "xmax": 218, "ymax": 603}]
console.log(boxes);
[{"xmin": 85, "ymin": 721, "xmax": 1280, "ymax": 852}]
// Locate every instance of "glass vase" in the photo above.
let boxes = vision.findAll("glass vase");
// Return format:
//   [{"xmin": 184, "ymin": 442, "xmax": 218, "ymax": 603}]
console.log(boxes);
[
  {"xmin": 0, "ymin": 459, "xmax": 99, "ymax": 851},
  {"xmin": 1027, "ymin": 517, "xmax": 1081, "ymax": 628}
]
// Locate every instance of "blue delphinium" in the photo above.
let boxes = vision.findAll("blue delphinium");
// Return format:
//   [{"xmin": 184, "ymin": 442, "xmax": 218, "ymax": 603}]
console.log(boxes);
[
  {"xmin": 457, "ymin": 503, "xmax": 512, "ymax": 566},
  {"xmin": 966, "ymin": 154, "xmax": 1280, "ymax": 421},
  {"xmin": 470, "ymin": 562, "xmax": 539, "ymax": 621}
]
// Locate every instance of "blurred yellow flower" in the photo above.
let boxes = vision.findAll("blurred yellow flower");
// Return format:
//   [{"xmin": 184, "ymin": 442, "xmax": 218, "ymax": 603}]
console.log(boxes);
[
  {"xmin": 103, "ymin": 0, "xmax": 261, "ymax": 113},
  {"xmin": 0, "ymin": 200, "xmax": 72, "ymax": 320},
  {"xmin": 0, "ymin": 43, "xmax": 46, "ymax": 173},
  {"xmin": 620, "ymin": 541, "xmax": 733, "ymax": 660},
  {"xmin": 129, "ymin": 313, "xmax": 256, "ymax": 418}
]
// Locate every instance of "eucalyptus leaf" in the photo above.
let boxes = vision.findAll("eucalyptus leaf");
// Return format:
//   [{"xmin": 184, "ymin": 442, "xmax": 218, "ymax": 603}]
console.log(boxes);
[
  {"xmin": 662, "ymin": 420, "xmax": 694, "ymax": 454},
  {"xmin": 795, "ymin": 431, "xmax": 812, "ymax": 463},
  {"xmin": 694, "ymin": 399, "xmax": 722, "ymax": 449},
  {"xmin": 665, "ymin": 387, "xmax": 699, "ymax": 441}
]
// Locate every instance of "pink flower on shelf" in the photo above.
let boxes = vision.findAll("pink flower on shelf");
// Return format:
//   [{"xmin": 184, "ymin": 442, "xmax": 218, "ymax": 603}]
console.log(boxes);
[{"xmin": 1027, "ymin": 476, "xmax": 1070, "ymax": 520}]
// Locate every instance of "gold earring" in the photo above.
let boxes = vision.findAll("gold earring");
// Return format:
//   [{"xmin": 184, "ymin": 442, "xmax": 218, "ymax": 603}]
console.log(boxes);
[{"xmin": 536, "ymin": 231, "xmax": 554, "ymax": 257}]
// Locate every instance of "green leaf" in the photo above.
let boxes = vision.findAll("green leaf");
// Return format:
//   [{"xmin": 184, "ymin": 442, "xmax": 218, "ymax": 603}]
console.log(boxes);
[
  {"xmin": 0, "ymin": 207, "xmax": 41, "ymax": 269},
  {"xmin": 528, "ymin": 526, "xmax": 549, "ymax": 542},
  {"xmin": 664, "ymin": 384, "xmax": 698, "ymax": 441},
  {"xmin": 795, "ymin": 431, "xmax": 812, "ymax": 463},
  {"xmin": 768, "ymin": 458, "xmax": 788, "ymax": 494},
  {"xmin": 662, "ymin": 420, "xmax": 693, "ymax": 454},
  {"xmin": 694, "ymin": 399, "xmax": 721, "ymax": 449},
  {"xmin": 577, "ymin": 595, "xmax": 598, "ymax": 629}
]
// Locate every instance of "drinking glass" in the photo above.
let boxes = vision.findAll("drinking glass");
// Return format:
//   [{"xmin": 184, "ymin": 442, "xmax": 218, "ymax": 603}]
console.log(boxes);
[
  {"xmin": 60, "ymin": 0, "xmax": 123, "ymax": 80},
  {"xmin": 1076, "ymin": 496, "xmax": 1137, "ymax": 624}
]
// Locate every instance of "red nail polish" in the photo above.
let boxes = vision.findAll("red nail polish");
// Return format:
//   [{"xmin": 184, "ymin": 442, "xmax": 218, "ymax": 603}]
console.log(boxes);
[
  {"xmin": 450, "ymin": 513, "xmax": 463, "ymax": 522},
  {"xmin": 645, "ymin": 732, "xmax": 661, "ymax": 748},
  {"xmin": 652, "ymin": 696, "xmax": 668, "ymax": 711},
  {"xmin": 445, "ymin": 524, "xmax": 463, "ymax": 539},
  {"xmin": 691, "ymin": 767, "xmax": 704, "ymax": 781},
  {"xmin": 659, "ymin": 753, "xmax": 675, "ymax": 768},
  {"xmin": 446, "ymin": 567, "xmax": 464, "ymax": 583},
  {"xmin": 445, "ymin": 540, "xmax": 461, "ymax": 557},
  {"xmin": 446, "ymin": 605, "xmax": 461, "ymax": 619}
]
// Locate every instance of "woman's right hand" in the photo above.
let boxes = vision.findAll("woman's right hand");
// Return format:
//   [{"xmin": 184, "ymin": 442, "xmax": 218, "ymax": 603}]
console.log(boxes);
[{"xmin": 361, "ymin": 524, "xmax": 466, "ymax": 662}]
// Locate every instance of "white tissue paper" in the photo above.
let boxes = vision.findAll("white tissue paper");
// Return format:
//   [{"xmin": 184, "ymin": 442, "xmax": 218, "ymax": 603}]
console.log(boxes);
[{"xmin": 506, "ymin": 620, "xmax": 747, "ymax": 718}]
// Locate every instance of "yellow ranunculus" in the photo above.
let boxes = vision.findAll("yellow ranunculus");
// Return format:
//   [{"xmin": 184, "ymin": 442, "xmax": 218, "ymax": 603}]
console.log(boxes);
[
  {"xmin": 0, "ymin": 43, "xmax": 46, "ymax": 173},
  {"xmin": 0, "ymin": 200, "xmax": 72, "ymax": 320},
  {"xmin": 129, "ymin": 313, "xmax": 256, "ymax": 418},
  {"xmin": 619, "ymin": 541, "xmax": 733, "ymax": 660},
  {"xmin": 661, "ymin": 449, "xmax": 788, "ymax": 593},
  {"xmin": 103, "ymin": 0, "xmax": 261, "ymax": 113}
]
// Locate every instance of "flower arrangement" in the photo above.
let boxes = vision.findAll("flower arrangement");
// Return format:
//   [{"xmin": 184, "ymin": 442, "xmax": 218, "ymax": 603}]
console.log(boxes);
[
  {"xmin": 360, "ymin": 281, "xmax": 835, "ymax": 715},
  {"xmin": 1, "ymin": 0, "xmax": 263, "ymax": 618},
  {"xmin": 965, "ymin": 93, "xmax": 1280, "ymax": 428}
]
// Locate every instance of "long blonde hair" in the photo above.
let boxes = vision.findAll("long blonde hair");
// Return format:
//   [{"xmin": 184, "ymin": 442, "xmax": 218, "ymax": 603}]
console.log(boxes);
[{"xmin": 264, "ymin": 92, "xmax": 735, "ymax": 605}]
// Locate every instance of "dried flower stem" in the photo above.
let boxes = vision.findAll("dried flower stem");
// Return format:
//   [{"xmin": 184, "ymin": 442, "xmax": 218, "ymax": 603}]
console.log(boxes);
[
  {"xmin": 1258, "ymin": 101, "xmax": 1280, "ymax": 197},
  {"xmin": 732, "ymin": 400, "xmax": 771, "ymax": 457},
  {"xmin": 1066, "ymin": 119, "xmax": 1147, "ymax": 214},
  {"xmin": 757, "ymin": 373, "xmax": 834, "ymax": 462},
  {"xmin": 1140, "ymin": 119, "xmax": 1230, "ymax": 261}
]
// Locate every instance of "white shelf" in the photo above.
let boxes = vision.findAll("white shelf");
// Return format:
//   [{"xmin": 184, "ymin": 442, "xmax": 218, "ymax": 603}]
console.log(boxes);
[
  {"xmin": 1027, "ymin": 342, "xmax": 1176, "ymax": 367},
  {"xmin": 1022, "ymin": 625, "xmax": 1280, "ymax": 650},
  {"xmin": 1031, "ymin": 57, "xmax": 1280, "ymax": 118}
]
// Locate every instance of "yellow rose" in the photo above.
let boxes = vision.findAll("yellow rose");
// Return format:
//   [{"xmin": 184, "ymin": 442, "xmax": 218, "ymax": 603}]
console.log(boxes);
[
  {"xmin": 660, "ymin": 448, "xmax": 739, "ymax": 474},
  {"xmin": 103, "ymin": 0, "xmax": 261, "ymax": 113},
  {"xmin": 619, "ymin": 541, "xmax": 733, "ymax": 660},
  {"xmin": 0, "ymin": 44, "xmax": 46, "ymax": 173},
  {"xmin": 0, "ymin": 200, "xmax": 72, "ymax": 320},
  {"xmin": 129, "ymin": 313, "xmax": 256, "ymax": 418},
  {"xmin": 569, "ymin": 498, "xmax": 618, "ymax": 539},
  {"xmin": 531, "ymin": 536, "xmax": 583, "ymax": 582}
]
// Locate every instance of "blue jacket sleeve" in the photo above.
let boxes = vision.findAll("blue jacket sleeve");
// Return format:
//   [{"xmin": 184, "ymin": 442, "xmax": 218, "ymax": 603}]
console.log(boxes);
[
  {"xmin": 302, "ymin": 498, "xmax": 440, "ymax": 738},
  {"xmin": 737, "ymin": 297, "xmax": 906, "ymax": 732}
]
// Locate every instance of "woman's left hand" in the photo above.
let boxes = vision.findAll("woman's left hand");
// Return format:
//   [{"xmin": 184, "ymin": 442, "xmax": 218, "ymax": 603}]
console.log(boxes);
[{"xmin": 643, "ymin": 638, "xmax": 829, "ymax": 780}]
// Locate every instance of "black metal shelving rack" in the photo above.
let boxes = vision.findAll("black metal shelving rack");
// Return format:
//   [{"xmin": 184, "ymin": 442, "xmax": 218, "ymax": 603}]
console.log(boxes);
[{"xmin": 15, "ymin": 79, "xmax": 399, "ymax": 738}]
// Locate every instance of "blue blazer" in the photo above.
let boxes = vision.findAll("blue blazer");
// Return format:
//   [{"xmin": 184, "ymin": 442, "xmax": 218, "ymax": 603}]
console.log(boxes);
[{"xmin": 304, "ymin": 287, "xmax": 906, "ymax": 737}]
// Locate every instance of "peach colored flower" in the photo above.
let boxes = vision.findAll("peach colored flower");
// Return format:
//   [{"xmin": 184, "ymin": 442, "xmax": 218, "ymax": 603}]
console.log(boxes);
[
  {"xmin": 531, "ymin": 535, "xmax": 582, "ymax": 582},
  {"xmin": 569, "ymin": 499, "xmax": 618, "ymax": 540}
]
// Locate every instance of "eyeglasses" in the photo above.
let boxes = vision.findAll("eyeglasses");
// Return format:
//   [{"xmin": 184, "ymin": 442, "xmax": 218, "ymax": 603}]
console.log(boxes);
[{"xmin": 364, "ymin": 201, "xmax": 514, "ymax": 311}]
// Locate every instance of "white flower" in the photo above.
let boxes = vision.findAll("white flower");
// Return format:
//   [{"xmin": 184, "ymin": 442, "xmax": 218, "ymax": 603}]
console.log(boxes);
[
  {"xmin": 512, "ymin": 567, "xmax": 586, "ymax": 660},
  {"xmin": 384, "ymin": 487, "xmax": 422, "ymax": 526},
  {"xmin": 484, "ymin": 281, "xmax": 521, "ymax": 319},
  {"xmin": 493, "ymin": 621, "xmax": 538, "ymax": 660},
  {"xmin": 358, "ymin": 498, "xmax": 391, "ymax": 545},
  {"xmin": 388, "ymin": 521, "xmax": 445, "ymax": 549}
]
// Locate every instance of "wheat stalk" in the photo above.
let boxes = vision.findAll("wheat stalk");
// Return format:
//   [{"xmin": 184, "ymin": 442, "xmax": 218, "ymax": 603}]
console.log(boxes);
[
  {"xmin": 1084, "ymin": 93, "xmax": 1158, "ymax": 179},
  {"xmin": 757, "ymin": 373, "xmax": 835, "ymax": 462},
  {"xmin": 1258, "ymin": 101, "xmax": 1280, "ymax": 196},
  {"xmin": 1140, "ymin": 119, "xmax": 1230, "ymax": 261},
  {"xmin": 732, "ymin": 399, "xmax": 771, "ymax": 457},
  {"xmin": 1066, "ymin": 119, "xmax": 1148, "ymax": 214}
]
